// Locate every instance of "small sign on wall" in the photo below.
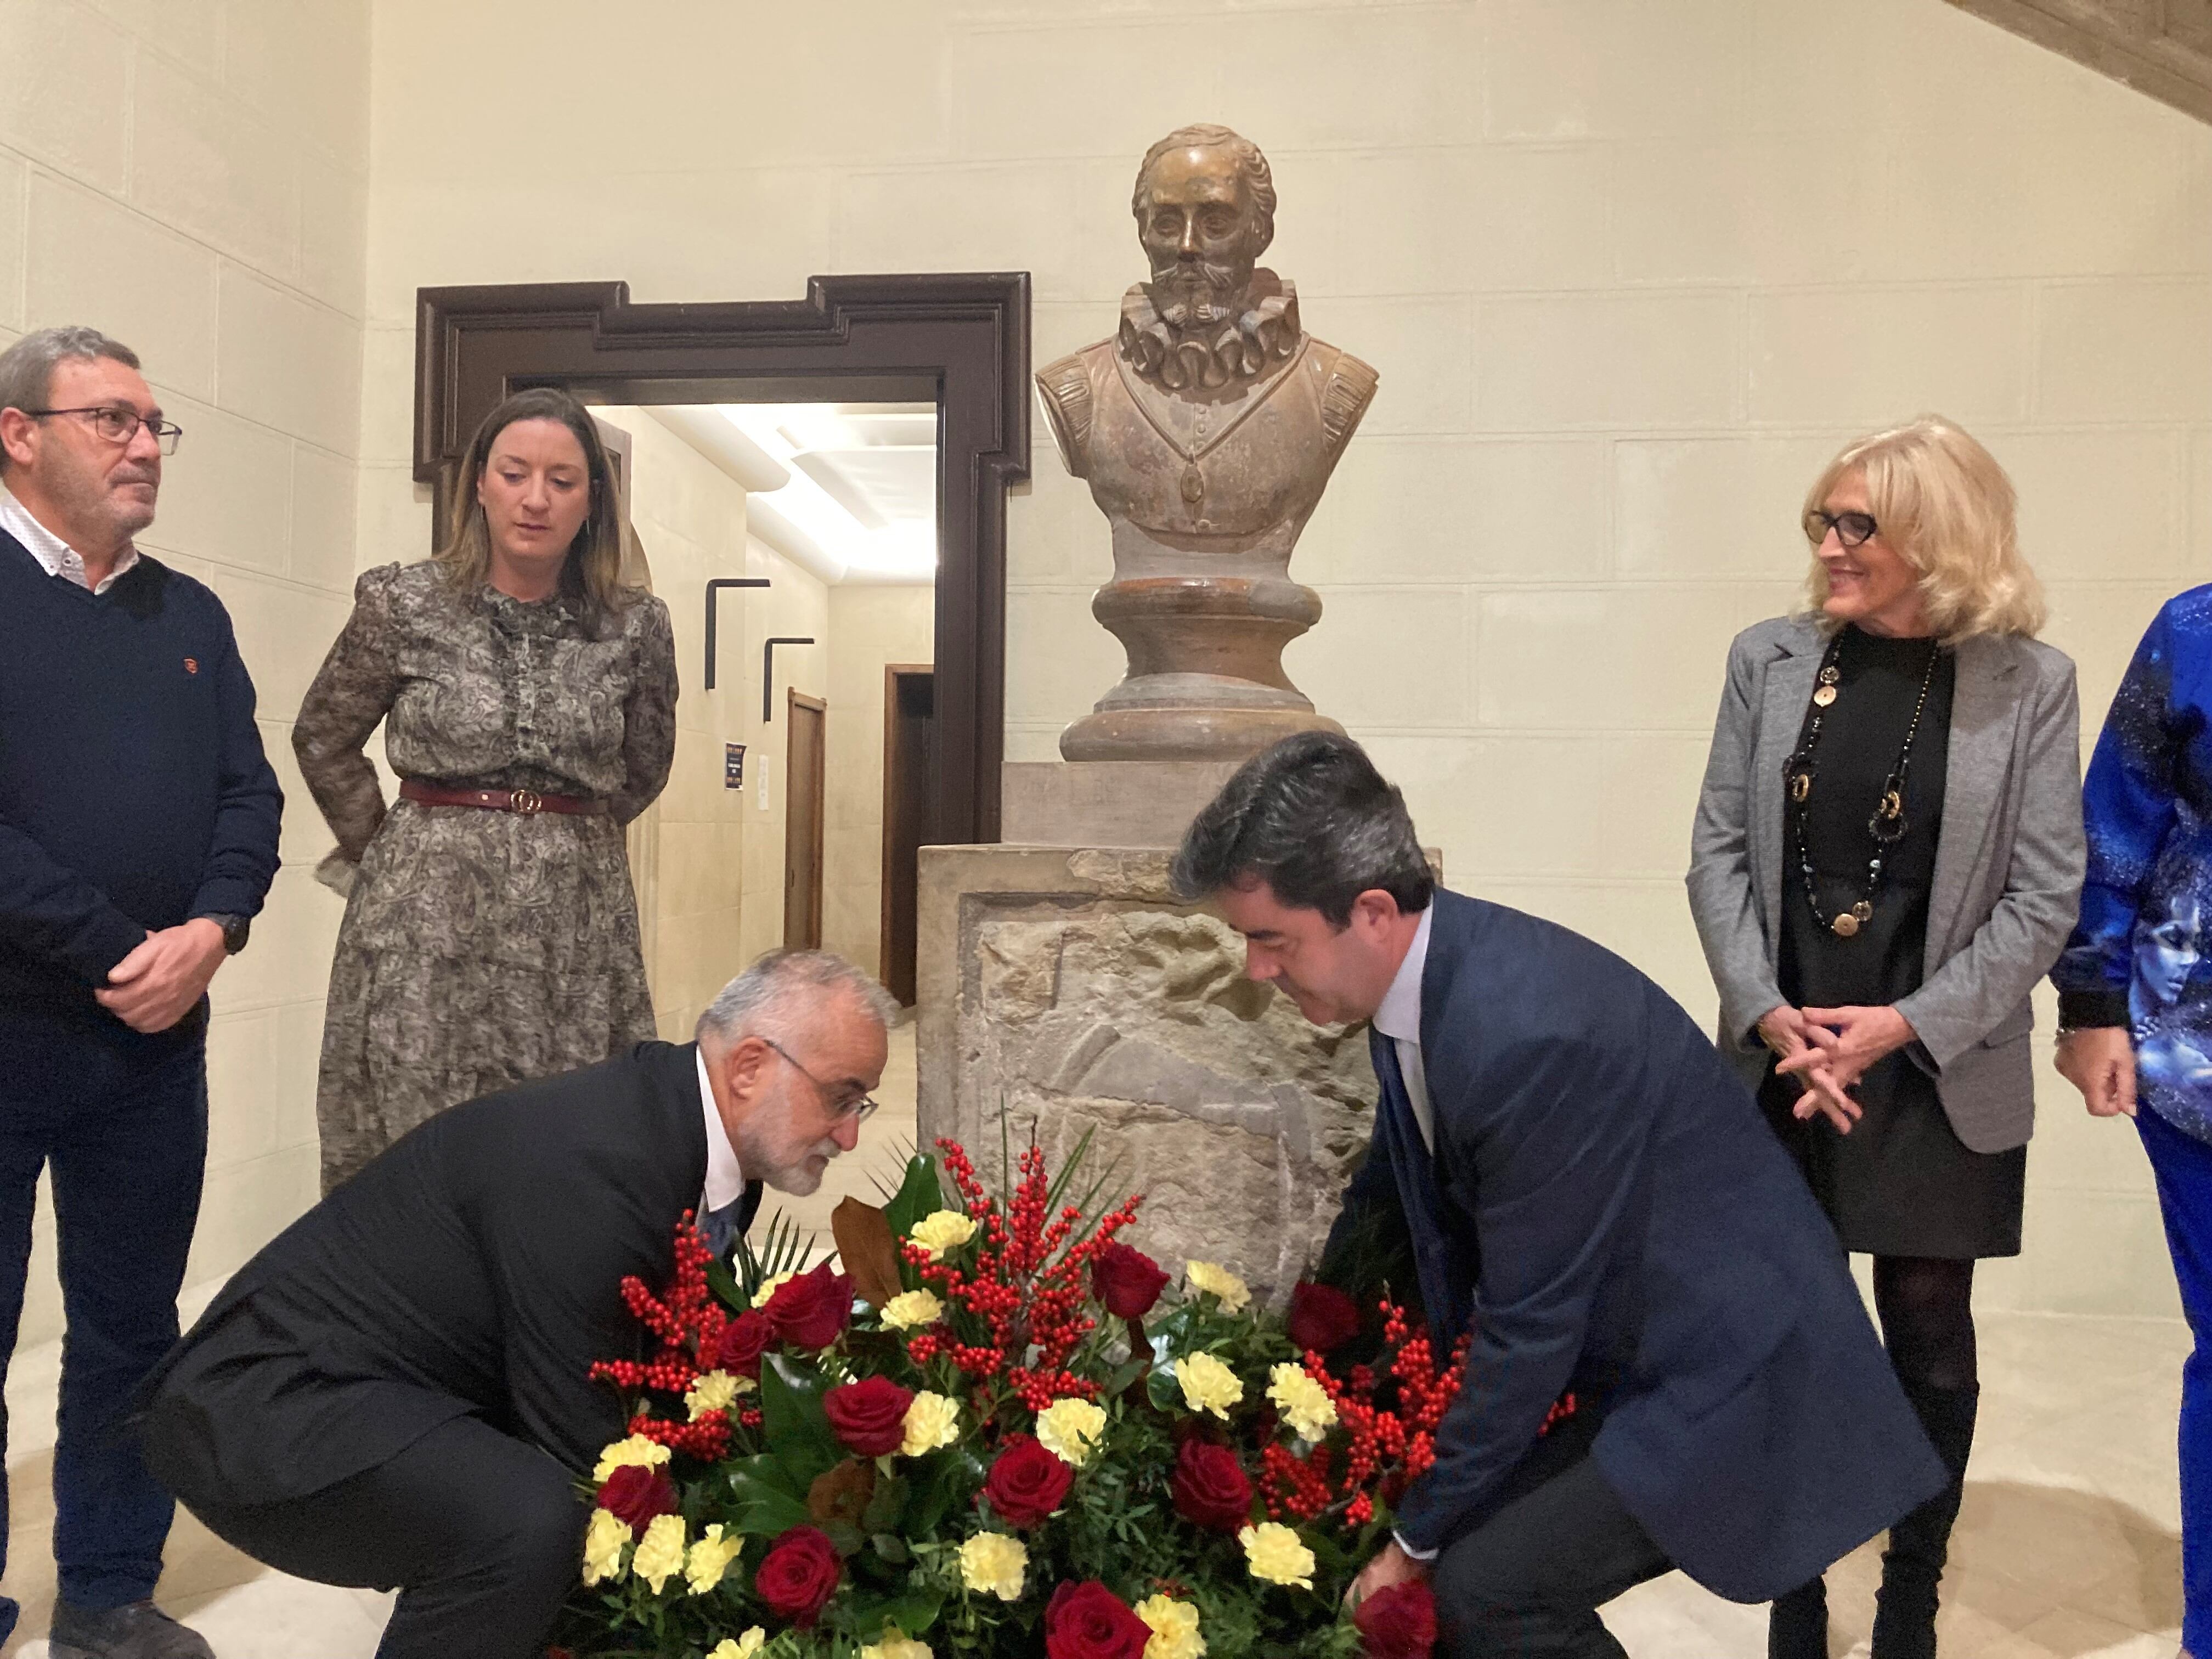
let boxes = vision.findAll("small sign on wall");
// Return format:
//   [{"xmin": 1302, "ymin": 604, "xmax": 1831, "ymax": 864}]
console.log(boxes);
[{"xmin": 725, "ymin": 742, "xmax": 746, "ymax": 789}]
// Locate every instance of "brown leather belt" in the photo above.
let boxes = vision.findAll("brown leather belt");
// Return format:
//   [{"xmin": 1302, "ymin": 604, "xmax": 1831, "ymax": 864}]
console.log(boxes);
[{"xmin": 398, "ymin": 780, "xmax": 608, "ymax": 816}]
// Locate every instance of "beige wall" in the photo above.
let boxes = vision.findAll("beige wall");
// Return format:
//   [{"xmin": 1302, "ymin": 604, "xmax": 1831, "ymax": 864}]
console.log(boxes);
[
  {"xmin": 348, "ymin": 0, "xmax": 2212, "ymax": 1322},
  {"xmin": 0, "ymin": 0, "xmax": 368, "ymax": 1349},
  {"xmin": 824, "ymin": 585, "xmax": 936, "ymax": 981}
]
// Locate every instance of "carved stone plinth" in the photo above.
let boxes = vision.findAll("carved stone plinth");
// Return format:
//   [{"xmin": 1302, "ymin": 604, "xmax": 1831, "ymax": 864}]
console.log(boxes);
[
  {"xmin": 916, "ymin": 843, "xmax": 1378, "ymax": 1299},
  {"xmin": 1000, "ymin": 759, "xmax": 1243, "ymax": 849}
]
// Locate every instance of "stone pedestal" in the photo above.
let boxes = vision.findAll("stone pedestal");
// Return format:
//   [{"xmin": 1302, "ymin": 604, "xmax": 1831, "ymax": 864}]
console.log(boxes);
[
  {"xmin": 915, "ymin": 842, "xmax": 1378, "ymax": 1300},
  {"xmin": 1000, "ymin": 759, "xmax": 1243, "ymax": 850}
]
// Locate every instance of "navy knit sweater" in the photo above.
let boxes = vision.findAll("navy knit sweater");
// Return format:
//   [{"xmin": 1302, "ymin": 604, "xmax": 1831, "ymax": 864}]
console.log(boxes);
[{"xmin": 0, "ymin": 529, "xmax": 282, "ymax": 1042}]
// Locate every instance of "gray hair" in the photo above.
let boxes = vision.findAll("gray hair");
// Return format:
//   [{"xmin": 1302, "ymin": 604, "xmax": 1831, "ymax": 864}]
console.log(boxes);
[
  {"xmin": 0, "ymin": 327, "xmax": 142, "ymax": 475},
  {"xmin": 695, "ymin": 949, "xmax": 897, "ymax": 1050}
]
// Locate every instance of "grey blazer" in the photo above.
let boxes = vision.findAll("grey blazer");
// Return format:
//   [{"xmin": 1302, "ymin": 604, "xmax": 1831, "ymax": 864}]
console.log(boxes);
[{"xmin": 1685, "ymin": 616, "xmax": 2086, "ymax": 1154}]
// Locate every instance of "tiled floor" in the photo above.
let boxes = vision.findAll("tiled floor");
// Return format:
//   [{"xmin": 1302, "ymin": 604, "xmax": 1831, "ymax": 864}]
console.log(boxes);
[{"xmin": 0, "ymin": 1024, "xmax": 2191, "ymax": 1656}]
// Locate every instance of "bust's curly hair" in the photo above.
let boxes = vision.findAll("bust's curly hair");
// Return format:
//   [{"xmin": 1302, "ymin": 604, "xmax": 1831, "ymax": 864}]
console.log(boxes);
[{"xmin": 1132, "ymin": 124, "xmax": 1276, "ymax": 253}]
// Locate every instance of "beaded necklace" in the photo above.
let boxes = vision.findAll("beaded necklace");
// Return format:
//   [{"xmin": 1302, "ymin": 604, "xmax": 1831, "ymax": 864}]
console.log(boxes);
[{"xmin": 1784, "ymin": 629, "xmax": 1943, "ymax": 939}]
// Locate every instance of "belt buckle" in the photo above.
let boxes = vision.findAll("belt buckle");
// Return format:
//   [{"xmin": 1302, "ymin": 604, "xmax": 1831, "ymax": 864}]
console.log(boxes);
[{"xmin": 509, "ymin": 788, "xmax": 544, "ymax": 815}]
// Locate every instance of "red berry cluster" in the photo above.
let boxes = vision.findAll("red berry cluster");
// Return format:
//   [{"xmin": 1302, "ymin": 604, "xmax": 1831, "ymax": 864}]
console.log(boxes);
[
  {"xmin": 583, "ymin": 1212, "xmax": 750, "ymax": 1465},
  {"xmin": 912, "ymin": 1137, "xmax": 1145, "ymax": 1417}
]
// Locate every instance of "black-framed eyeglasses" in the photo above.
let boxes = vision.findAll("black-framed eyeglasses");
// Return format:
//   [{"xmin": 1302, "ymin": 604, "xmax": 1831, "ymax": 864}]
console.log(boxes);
[
  {"xmin": 23, "ymin": 406, "xmax": 183, "ymax": 455},
  {"xmin": 760, "ymin": 1037, "xmax": 879, "ymax": 1125},
  {"xmin": 1804, "ymin": 508, "xmax": 1878, "ymax": 550}
]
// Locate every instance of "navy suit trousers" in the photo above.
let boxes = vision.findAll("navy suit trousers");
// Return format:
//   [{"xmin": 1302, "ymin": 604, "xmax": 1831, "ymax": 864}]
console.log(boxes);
[{"xmin": 0, "ymin": 1013, "xmax": 208, "ymax": 1638}]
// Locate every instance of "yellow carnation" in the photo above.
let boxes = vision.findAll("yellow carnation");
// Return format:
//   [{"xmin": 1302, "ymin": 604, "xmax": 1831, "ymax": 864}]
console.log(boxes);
[
  {"xmin": 591, "ymin": 1434, "xmax": 671, "ymax": 1483},
  {"xmin": 1136, "ymin": 1594, "xmax": 1206, "ymax": 1659},
  {"xmin": 685, "ymin": 1522, "xmax": 744, "ymax": 1596},
  {"xmin": 1035, "ymin": 1397, "xmax": 1107, "ymax": 1466},
  {"xmin": 581, "ymin": 1508, "xmax": 630, "ymax": 1585},
  {"xmin": 958, "ymin": 1530, "xmax": 1028, "ymax": 1600},
  {"xmin": 860, "ymin": 1628, "xmax": 933, "ymax": 1659},
  {"xmin": 707, "ymin": 1632, "xmax": 766, "ymax": 1659},
  {"xmin": 631, "ymin": 1511, "xmax": 687, "ymax": 1594},
  {"xmin": 685, "ymin": 1369, "xmax": 752, "ymax": 1420},
  {"xmin": 752, "ymin": 1271, "xmax": 797, "ymax": 1308},
  {"xmin": 1239, "ymin": 1522, "xmax": 1316, "ymax": 1590},
  {"xmin": 909, "ymin": 1210, "xmax": 978, "ymax": 1260},
  {"xmin": 881, "ymin": 1289, "xmax": 945, "ymax": 1330},
  {"xmin": 902, "ymin": 1390, "xmax": 962, "ymax": 1457},
  {"xmin": 1184, "ymin": 1261, "xmax": 1250, "ymax": 1314},
  {"xmin": 1177, "ymin": 1351, "xmax": 1244, "ymax": 1419},
  {"xmin": 1266, "ymin": 1362, "xmax": 1338, "ymax": 1442}
]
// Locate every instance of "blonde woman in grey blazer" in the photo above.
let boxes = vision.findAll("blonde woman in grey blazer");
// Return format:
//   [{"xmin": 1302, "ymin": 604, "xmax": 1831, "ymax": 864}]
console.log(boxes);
[{"xmin": 1686, "ymin": 416, "xmax": 2084, "ymax": 1659}]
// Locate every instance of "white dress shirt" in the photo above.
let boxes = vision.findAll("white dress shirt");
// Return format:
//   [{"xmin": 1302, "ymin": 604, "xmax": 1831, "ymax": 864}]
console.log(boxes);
[
  {"xmin": 1370, "ymin": 905, "xmax": 1436, "ymax": 1153},
  {"xmin": 0, "ymin": 487, "xmax": 138, "ymax": 594},
  {"xmin": 696, "ymin": 1048, "xmax": 747, "ymax": 1217}
]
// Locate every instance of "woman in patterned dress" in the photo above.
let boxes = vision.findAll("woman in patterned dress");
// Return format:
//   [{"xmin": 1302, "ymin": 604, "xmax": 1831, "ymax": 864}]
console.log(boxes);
[
  {"xmin": 294, "ymin": 388, "xmax": 676, "ymax": 1193},
  {"xmin": 2052, "ymin": 590, "xmax": 2212, "ymax": 1659}
]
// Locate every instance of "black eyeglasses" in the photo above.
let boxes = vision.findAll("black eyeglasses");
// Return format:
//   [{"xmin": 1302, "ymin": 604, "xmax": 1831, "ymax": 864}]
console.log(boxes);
[
  {"xmin": 23, "ymin": 406, "xmax": 183, "ymax": 455},
  {"xmin": 1804, "ymin": 508, "xmax": 1878, "ymax": 550},
  {"xmin": 760, "ymin": 1037, "xmax": 879, "ymax": 1125}
]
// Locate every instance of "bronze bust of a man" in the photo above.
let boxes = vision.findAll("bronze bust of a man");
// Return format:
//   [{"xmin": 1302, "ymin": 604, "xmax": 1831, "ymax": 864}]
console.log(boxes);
[{"xmin": 1039, "ymin": 123, "xmax": 1378, "ymax": 764}]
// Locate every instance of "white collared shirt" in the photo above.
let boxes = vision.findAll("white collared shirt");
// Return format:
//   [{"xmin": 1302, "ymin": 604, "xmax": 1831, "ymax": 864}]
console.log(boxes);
[
  {"xmin": 0, "ymin": 487, "xmax": 139, "ymax": 595},
  {"xmin": 1371, "ymin": 904, "xmax": 1436, "ymax": 1153},
  {"xmin": 696, "ymin": 1047, "xmax": 747, "ymax": 1217}
]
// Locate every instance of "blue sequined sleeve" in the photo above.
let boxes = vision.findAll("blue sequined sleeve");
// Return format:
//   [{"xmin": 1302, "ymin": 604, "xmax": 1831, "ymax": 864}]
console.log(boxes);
[{"xmin": 2053, "ymin": 601, "xmax": 2188, "ymax": 1026}]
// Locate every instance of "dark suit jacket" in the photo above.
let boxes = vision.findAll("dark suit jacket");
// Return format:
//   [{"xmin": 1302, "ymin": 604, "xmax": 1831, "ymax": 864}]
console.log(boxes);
[
  {"xmin": 140, "ymin": 1040, "xmax": 759, "ymax": 1509},
  {"xmin": 1327, "ymin": 890, "xmax": 1945, "ymax": 1602}
]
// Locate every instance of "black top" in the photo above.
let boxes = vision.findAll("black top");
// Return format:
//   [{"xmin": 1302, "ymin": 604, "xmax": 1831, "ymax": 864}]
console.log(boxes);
[
  {"xmin": 1777, "ymin": 626, "xmax": 1955, "ymax": 1014},
  {"xmin": 0, "ymin": 532, "xmax": 282, "ymax": 1042},
  {"xmin": 140, "ymin": 1040, "xmax": 760, "ymax": 1506}
]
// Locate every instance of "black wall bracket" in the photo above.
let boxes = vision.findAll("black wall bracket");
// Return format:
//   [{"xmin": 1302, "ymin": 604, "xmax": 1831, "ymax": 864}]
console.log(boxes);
[
  {"xmin": 703, "ymin": 578, "xmax": 771, "ymax": 691},
  {"xmin": 764, "ymin": 637, "xmax": 817, "ymax": 722}
]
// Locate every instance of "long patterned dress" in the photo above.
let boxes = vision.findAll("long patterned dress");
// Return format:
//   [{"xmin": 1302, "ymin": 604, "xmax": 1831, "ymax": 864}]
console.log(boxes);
[{"xmin": 294, "ymin": 561, "xmax": 677, "ymax": 1193}]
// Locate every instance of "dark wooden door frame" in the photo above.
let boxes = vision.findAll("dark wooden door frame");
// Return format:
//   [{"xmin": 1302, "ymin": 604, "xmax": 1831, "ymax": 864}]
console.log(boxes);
[
  {"xmin": 785, "ymin": 690, "xmax": 827, "ymax": 951},
  {"xmin": 412, "ymin": 274, "xmax": 1031, "ymax": 845},
  {"xmin": 881, "ymin": 663, "xmax": 934, "ymax": 1007}
]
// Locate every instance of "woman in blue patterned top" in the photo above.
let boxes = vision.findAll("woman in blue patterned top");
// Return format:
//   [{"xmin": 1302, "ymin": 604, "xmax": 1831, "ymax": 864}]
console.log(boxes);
[{"xmin": 2053, "ymin": 590, "xmax": 2212, "ymax": 1659}]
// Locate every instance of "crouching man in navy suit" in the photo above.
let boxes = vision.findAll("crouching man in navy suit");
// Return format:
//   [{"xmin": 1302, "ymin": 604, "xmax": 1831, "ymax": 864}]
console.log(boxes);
[{"xmin": 1171, "ymin": 732, "xmax": 1945, "ymax": 1659}]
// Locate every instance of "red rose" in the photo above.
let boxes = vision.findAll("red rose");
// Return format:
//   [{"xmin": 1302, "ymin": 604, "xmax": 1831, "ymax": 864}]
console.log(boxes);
[
  {"xmin": 765, "ymin": 1261, "xmax": 854, "ymax": 1350},
  {"xmin": 716, "ymin": 1310, "xmax": 774, "ymax": 1378},
  {"xmin": 595, "ymin": 1464, "xmax": 678, "ymax": 1532},
  {"xmin": 983, "ymin": 1432, "xmax": 1074, "ymax": 1528},
  {"xmin": 1045, "ymin": 1580, "xmax": 1152, "ymax": 1659},
  {"xmin": 1288, "ymin": 1281, "xmax": 1362, "ymax": 1354},
  {"xmin": 1354, "ymin": 1579, "xmax": 1437, "ymax": 1659},
  {"xmin": 1090, "ymin": 1243, "xmax": 1170, "ymax": 1320},
  {"xmin": 753, "ymin": 1524, "xmax": 842, "ymax": 1628},
  {"xmin": 823, "ymin": 1376, "xmax": 915, "ymax": 1458},
  {"xmin": 1170, "ymin": 1437, "xmax": 1253, "ymax": 1533}
]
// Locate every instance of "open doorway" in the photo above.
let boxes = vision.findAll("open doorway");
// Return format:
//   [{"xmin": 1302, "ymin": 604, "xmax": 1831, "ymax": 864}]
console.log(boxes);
[{"xmin": 413, "ymin": 276, "xmax": 1026, "ymax": 1030}]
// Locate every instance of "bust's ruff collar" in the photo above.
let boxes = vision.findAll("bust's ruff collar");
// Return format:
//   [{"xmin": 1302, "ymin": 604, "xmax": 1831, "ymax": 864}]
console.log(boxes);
[{"xmin": 1119, "ymin": 272, "xmax": 1301, "ymax": 392}]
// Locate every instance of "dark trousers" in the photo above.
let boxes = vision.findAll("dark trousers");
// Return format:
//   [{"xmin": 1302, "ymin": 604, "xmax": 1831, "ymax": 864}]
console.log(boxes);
[
  {"xmin": 0, "ymin": 1019, "xmax": 208, "ymax": 1642},
  {"xmin": 182, "ymin": 1415, "xmax": 589, "ymax": 1659},
  {"xmin": 1432, "ymin": 1447, "xmax": 1672, "ymax": 1659}
]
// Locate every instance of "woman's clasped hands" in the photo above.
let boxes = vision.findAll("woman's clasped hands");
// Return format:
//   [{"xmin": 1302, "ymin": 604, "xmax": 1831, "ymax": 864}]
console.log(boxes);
[{"xmin": 1757, "ymin": 1003, "xmax": 1920, "ymax": 1133}]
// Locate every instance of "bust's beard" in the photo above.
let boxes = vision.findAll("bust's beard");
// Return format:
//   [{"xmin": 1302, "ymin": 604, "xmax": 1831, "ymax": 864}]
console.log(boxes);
[{"xmin": 1122, "ymin": 268, "xmax": 1301, "ymax": 392}]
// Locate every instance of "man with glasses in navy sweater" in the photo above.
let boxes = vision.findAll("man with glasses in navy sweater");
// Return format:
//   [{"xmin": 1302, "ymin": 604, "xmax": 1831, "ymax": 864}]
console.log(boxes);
[{"xmin": 0, "ymin": 325, "xmax": 281, "ymax": 1659}]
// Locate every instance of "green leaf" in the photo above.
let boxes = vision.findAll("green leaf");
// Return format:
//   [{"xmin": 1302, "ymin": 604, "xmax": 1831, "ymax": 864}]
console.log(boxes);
[
  {"xmin": 883, "ymin": 1154, "xmax": 946, "ymax": 1245},
  {"xmin": 909, "ymin": 1443, "xmax": 988, "ymax": 1537},
  {"xmin": 723, "ymin": 1453, "xmax": 803, "ymax": 1502},
  {"xmin": 1146, "ymin": 1362, "xmax": 1182, "ymax": 1415},
  {"xmin": 863, "ymin": 1470, "xmax": 910, "ymax": 1534},
  {"xmin": 823, "ymin": 1518, "xmax": 866, "ymax": 1556},
  {"xmin": 704, "ymin": 1255, "xmax": 746, "ymax": 1313},
  {"xmin": 760, "ymin": 1353, "xmax": 843, "ymax": 1487},
  {"xmin": 871, "ymin": 1531, "xmax": 911, "ymax": 1564}
]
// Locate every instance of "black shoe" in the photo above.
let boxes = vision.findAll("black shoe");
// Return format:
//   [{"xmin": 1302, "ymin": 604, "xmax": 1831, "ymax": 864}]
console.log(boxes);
[
  {"xmin": 48, "ymin": 1599, "xmax": 214, "ymax": 1659},
  {"xmin": 1871, "ymin": 1383, "xmax": 1979, "ymax": 1659}
]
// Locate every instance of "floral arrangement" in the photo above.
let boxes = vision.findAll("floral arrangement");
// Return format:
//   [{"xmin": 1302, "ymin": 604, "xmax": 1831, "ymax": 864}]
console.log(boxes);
[{"xmin": 554, "ymin": 1134, "xmax": 1470, "ymax": 1659}]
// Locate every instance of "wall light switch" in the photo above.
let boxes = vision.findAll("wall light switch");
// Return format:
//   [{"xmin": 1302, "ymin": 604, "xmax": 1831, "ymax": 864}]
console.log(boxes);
[{"xmin": 755, "ymin": 753, "xmax": 772, "ymax": 814}]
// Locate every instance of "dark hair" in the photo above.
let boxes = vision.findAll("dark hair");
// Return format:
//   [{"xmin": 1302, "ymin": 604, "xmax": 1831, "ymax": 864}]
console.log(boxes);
[
  {"xmin": 1170, "ymin": 731, "xmax": 1432, "ymax": 926},
  {"xmin": 434, "ymin": 386, "xmax": 631, "ymax": 631}
]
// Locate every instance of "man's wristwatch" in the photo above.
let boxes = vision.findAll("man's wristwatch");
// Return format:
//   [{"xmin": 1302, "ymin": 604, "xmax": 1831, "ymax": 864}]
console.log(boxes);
[{"xmin": 195, "ymin": 913, "xmax": 251, "ymax": 955}]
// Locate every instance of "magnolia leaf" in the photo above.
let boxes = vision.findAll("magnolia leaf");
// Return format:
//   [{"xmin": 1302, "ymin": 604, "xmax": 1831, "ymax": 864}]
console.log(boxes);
[
  {"xmin": 723, "ymin": 1459, "xmax": 811, "ymax": 1536},
  {"xmin": 808, "ymin": 1457, "xmax": 878, "ymax": 1527},
  {"xmin": 832, "ymin": 1197, "xmax": 906, "ymax": 1310}
]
